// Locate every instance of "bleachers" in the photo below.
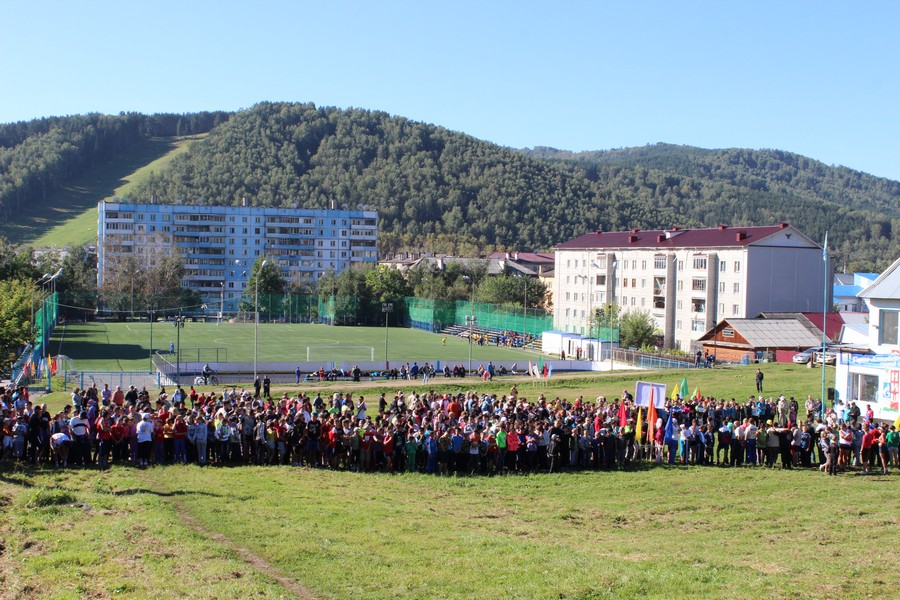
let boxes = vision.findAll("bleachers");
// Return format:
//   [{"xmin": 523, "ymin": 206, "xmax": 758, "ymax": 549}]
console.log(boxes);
[{"xmin": 438, "ymin": 323, "xmax": 543, "ymax": 352}]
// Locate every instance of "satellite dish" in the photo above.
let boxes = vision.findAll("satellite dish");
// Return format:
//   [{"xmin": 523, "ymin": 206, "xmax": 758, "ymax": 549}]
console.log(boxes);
[
  {"xmin": 290, "ymin": 203, "xmax": 298, "ymax": 209},
  {"xmin": 341, "ymin": 203, "xmax": 348, "ymax": 210}
]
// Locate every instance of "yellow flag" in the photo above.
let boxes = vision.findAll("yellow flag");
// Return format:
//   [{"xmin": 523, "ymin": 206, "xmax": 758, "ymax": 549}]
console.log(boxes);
[
  {"xmin": 635, "ymin": 403, "xmax": 644, "ymax": 444},
  {"xmin": 671, "ymin": 384, "xmax": 679, "ymax": 401},
  {"xmin": 894, "ymin": 413, "xmax": 900, "ymax": 430}
]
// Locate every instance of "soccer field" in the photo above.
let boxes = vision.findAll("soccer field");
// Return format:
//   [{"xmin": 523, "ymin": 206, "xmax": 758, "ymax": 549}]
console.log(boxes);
[{"xmin": 52, "ymin": 321, "xmax": 539, "ymax": 371}]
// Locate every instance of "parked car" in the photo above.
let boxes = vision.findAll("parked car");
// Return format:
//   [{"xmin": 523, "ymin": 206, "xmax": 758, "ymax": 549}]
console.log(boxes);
[
  {"xmin": 792, "ymin": 347, "xmax": 820, "ymax": 364},
  {"xmin": 814, "ymin": 349, "xmax": 838, "ymax": 365}
]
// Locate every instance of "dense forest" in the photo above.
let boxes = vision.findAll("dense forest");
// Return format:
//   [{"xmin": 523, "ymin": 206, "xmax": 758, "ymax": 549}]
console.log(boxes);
[
  {"xmin": 3, "ymin": 103, "xmax": 900, "ymax": 272},
  {"xmin": 0, "ymin": 111, "xmax": 230, "ymax": 221}
]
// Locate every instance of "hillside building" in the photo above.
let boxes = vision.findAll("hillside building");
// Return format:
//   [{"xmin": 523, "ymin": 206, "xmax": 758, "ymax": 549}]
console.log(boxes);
[
  {"xmin": 97, "ymin": 200, "xmax": 378, "ymax": 312},
  {"xmin": 554, "ymin": 223, "xmax": 831, "ymax": 352}
]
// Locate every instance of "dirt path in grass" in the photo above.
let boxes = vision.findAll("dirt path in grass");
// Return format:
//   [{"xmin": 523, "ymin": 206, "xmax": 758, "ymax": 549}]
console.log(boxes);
[
  {"xmin": 173, "ymin": 504, "xmax": 317, "ymax": 599},
  {"xmin": 143, "ymin": 475, "xmax": 317, "ymax": 599}
]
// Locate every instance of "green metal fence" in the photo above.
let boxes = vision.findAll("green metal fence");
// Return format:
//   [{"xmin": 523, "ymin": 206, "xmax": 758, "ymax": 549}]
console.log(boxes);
[{"xmin": 404, "ymin": 297, "xmax": 552, "ymax": 336}]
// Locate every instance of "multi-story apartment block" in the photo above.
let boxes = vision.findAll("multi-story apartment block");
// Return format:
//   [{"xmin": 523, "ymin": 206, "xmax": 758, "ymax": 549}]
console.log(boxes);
[
  {"xmin": 554, "ymin": 223, "xmax": 831, "ymax": 351},
  {"xmin": 98, "ymin": 200, "xmax": 378, "ymax": 312}
]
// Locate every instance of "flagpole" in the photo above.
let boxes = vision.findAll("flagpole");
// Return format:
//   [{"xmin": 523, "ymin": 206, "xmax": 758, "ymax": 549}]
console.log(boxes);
[{"xmin": 821, "ymin": 232, "xmax": 828, "ymax": 421}]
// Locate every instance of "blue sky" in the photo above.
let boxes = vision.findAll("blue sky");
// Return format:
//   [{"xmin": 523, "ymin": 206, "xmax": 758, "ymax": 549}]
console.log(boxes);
[{"xmin": 2, "ymin": 1, "xmax": 898, "ymax": 180}]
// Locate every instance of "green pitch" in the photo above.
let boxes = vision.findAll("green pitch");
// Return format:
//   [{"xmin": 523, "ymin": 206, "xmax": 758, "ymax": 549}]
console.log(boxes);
[{"xmin": 51, "ymin": 321, "xmax": 538, "ymax": 371}]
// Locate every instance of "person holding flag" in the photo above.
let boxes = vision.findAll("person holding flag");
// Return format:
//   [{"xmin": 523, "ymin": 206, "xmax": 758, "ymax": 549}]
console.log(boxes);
[{"xmin": 664, "ymin": 407, "xmax": 678, "ymax": 465}]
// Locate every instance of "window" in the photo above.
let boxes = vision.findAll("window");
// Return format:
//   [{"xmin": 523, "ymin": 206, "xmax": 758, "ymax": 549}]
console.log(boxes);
[
  {"xmin": 733, "ymin": 282, "xmax": 740, "ymax": 294},
  {"xmin": 631, "ymin": 260, "xmax": 637, "ymax": 270},
  {"xmin": 567, "ymin": 260, "xmax": 571, "ymax": 268},
  {"xmin": 631, "ymin": 297, "xmax": 636, "ymax": 306},
  {"xmin": 691, "ymin": 319, "xmax": 705, "ymax": 332},
  {"xmin": 566, "ymin": 276, "xmax": 571, "ymax": 284},
  {"xmin": 677, "ymin": 300, "xmax": 683, "ymax": 310},
  {"xmin": 641, "ymin": 279, "xmax": 646, "ymax": 288},
  {"xmin": 723, "ymin": 328, "xmax": 735, "ymax": 338},
  {"xmin": 624, "ymin": 279, "xmax": 629, "ymax": 288},
  {"xmin": 879, "ymin": 310, "xmax": 899, "ymax": 345},
  {"xmin": 596, "ymin": 274, "xmax": 606, "ymax": 286},
  {"xmin": 565, "ymin": 308, "xmax": 570, "ymax": 317},
  {"xmin": 719, "ymin": 282, "xmax": 725, "ymax": 293},
  {"xmin": 734, "ymin": 261, "xmax": 741, "ymax": 272},
  {"xmin": 719, "ymin": 261, "xmax": 726, "ymax": 272},
  {"xmin": 641, "ymin": 298, "xmax": 646, "ymax": 307},
  {"xmin": 641, "ymin": 260, "xmax": 647, "ymax": 270},
  {"xmin": 677, "ymin": 260, "xmax": 683, "ymax": 271},
  {"xmin": 692, "ymin": 299, "xmax": 706, "ymax": 313},
  {"xmin": 676, "ymin": 320, "xmax": 682, "ymax": 330},
  {"xmin": 733, "ymin": 304, "xmax": 740, "ymax": 316},
  {"xmin": 693, "ymin": 256, "xmax": 707, "ymax": 270},
  {"xmin": 654, "ymin": 256, "xmax": 666, "ymax": 269},
  {"xmin": 631, "ymin": 278, "xmax": 636, "ymax": 287},
  {"xmin": 677, "ymin": 281, "xmax": 683, "ymax": 291},
  {"xmin": 692, "ymin": 278, "xmax": 707, "ymax": 292},
  {"xmin": 719, "ymin": 302, "xmax": 724, "ymax": 314}
]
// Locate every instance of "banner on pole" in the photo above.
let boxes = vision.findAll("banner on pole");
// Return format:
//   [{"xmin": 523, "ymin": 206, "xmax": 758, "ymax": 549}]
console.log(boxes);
[{"xmin": 634, "ymin": 381, "xmax": 667, "ymax": 408}]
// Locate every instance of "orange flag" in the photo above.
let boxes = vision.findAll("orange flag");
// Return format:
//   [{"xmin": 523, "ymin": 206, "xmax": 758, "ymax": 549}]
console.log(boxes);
[{"xmin": 647, "ymin": 388, "xmax": 657, "ymax": 444}]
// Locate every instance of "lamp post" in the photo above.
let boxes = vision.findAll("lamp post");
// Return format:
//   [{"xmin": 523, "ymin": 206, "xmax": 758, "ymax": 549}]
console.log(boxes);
[
  {"xmin": 382, "ymin": 302, "xmax": 394, "ymax": 370},
  {"xmin": 173, "ymin": 314, "xmax": 186, "ymax": 383},
  {"xmin": 148, "ymin": 304, "xmax": 155, "ymax": 373},
  {"xmin": 32, "ymin": 273, "xmax": 50, "ymax": 346},
  {"xmin": 463, "ymin": 274, "xmax": 476, "ymax": 373},
  {"xmin": 219, "ymin": 282, "xmax": 225, "ymax": 325},
  {"xmin": 44, "ymin": 268, "xmax": 62, "ymax": 392},
  {"xmin": 255, "ymin": 259, "xmax": 269, "ymax": 381},
  {"xmin": 130, "ymin": 268, "xmax": 141, "ymax": 319},
  {"xmin": 523, "ymin": 277, "xmax": 528, "ymax": 342}
]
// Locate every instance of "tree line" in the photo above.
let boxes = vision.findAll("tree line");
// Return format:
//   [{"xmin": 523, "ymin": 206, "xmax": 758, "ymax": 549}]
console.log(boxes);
[
  {"xmin": 127, "ymin": 102, "xmax": 900, "ymax": 272},
  {"xmin": 0, "ymin": 111, "xmax": 229, "ymax": 222}
]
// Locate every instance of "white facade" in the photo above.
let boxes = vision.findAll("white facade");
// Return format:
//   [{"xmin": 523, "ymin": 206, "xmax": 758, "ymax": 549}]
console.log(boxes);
[
  {"xmin": 834, "ymin": 257, "xmax": 900, "ymax": 421},
  {"xmin": 98, "ymin": 201, "xmax": 378, "ymax": 312},
  {"xmin": 554, "ymin": 224, "xmax": 830, "ymax": 351}
]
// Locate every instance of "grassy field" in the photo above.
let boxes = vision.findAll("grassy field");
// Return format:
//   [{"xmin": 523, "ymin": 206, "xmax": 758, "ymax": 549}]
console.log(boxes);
[
  {"xmin": 0, "ymin": 462, "xmax": 895, "ymax": 599},
  {"xmin": 0, "ymin": 135, "xmax": 202, "ymax": 248},
  {"xmin": 52, "ymin": 321, "xmax": 539, "ymax": 372}
]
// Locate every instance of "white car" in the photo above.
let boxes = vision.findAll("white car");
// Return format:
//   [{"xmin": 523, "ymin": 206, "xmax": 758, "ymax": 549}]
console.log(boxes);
[{"xmin": 792, "ymin": 347, "xmax": 819, "ymax": 364}]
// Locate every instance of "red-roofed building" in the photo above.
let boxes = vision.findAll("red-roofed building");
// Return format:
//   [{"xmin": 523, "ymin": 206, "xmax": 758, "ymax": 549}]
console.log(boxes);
[{"xmin": 554, "ymin": 223, "xmax": 832, "ymax": 352}]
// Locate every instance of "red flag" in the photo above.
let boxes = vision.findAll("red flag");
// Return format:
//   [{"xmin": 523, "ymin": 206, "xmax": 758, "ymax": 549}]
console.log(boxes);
[
  {"xmin": 618, "ymin": 399, "xmax": 628, "ymax": 427},
  {"xmin": 647, "ymin": 389, "xmax": 658, "ymax": 443}
]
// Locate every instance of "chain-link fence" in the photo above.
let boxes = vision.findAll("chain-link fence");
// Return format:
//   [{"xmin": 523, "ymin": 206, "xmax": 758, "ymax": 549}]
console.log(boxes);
[{"xmin": 404, "ymin": 297, "xmax": 552, "ymax": 336}]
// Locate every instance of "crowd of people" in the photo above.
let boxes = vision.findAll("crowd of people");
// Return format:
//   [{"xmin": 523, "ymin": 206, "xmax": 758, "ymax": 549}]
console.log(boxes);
[{"xmin": 1, "ymin": 381, "xmax": 897, "ymax": 476}]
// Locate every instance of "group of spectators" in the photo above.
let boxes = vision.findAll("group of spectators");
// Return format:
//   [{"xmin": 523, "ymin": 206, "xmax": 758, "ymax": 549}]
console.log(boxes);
[{"xmin": 1, "ymin": 381, "xmax": 897, "ymax": 476}]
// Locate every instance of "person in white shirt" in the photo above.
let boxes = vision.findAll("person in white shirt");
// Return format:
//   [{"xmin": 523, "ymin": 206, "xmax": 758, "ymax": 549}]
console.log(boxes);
[{"xmin": 136, "ymin": 413, "xmax": 155, "ymax": 466}]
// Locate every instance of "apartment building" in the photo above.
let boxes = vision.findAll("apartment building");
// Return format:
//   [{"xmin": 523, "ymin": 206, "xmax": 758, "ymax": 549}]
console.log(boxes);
[
  {"xmin": 97, "ymin": 200, "xmax": 378, "ymax": 312},
  {"xmin": 554, "ymin": 223, "xmax": 830, "ymax": 351}
]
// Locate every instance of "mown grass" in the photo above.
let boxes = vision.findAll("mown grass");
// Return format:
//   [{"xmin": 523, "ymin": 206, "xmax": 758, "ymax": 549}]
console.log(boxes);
[
  {"xmin": 0, "ymin": 465, "xmax": 292, "ymax": 598},
  {"xmin": 1, "ymin": 463, "xmax": 894, "ymax": 599},
  {"xmin": 52, "ymin": 321, "xmax": 539, "ymax": 372},
  {"xmin": 0, "ymin": 135, "xmax": 202, "ymax": 248}
]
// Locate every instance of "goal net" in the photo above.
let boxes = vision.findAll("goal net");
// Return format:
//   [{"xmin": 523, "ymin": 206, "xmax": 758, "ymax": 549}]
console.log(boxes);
[{"xmin": 306, "ymin": 345, "xmax": 375, "ymax": 362}]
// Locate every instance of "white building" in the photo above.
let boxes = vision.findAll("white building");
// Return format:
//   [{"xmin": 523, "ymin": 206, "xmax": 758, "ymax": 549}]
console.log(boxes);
[
  {"xmin": 834, "ymin": 257, "xmax": 900, "ymax": 421},
  {"xmin": 98, "ymin": 200, "xmax": 378, "ymax": 312},
  {"xmin": 554, "ymin": 223, "xmax": 830, "ymax": 351}
]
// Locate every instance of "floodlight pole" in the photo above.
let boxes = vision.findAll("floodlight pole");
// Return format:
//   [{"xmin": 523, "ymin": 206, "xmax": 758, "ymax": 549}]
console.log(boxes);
[
  {"xmin": 255, "ymin": 259, "xmax": 269, "ymax": 381},
  {"xmin": 383, "ymin": 302, "xmax": 394, "ymax": 370},
  {"xmin": 174, "ymin": 314, "xmax": 185, "ymax": 383}
]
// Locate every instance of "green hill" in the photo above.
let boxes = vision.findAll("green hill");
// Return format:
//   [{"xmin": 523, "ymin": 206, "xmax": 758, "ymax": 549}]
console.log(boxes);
[
  {"xmin": 131, "ymin": 103, "xmax": 900, "ymax": 271},
  {"xmin": 0, "ymin": 135, "xmax": 202, "ymax": 247},
  {"xmin": 4, "ymin": 105, "xmax": 900, "ymax": 271}
]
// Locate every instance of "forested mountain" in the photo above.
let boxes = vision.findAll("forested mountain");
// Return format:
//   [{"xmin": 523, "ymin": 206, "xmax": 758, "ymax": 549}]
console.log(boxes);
[
  {"xmin": 4, "ymin": 103, "xmax": 900, "ymax": 272},
  {"xmin": 130, "ymin": 103, "xmax": 899, "ymax": 271},
  {"xmin": 0, "ymin": 111, "xmax": 229, "ymax": 222}
]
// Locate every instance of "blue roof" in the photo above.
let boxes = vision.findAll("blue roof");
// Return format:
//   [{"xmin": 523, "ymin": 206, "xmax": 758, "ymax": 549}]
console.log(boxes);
[{"xmin": 833, "ymin": 284, "xmax": 862, "ymax": 297}]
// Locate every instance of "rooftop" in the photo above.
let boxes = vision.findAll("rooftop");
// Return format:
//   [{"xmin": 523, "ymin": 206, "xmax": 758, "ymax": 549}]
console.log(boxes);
[{"xmin": 556, "ymin": 223, "xmax": 797, "ymax": 250}]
